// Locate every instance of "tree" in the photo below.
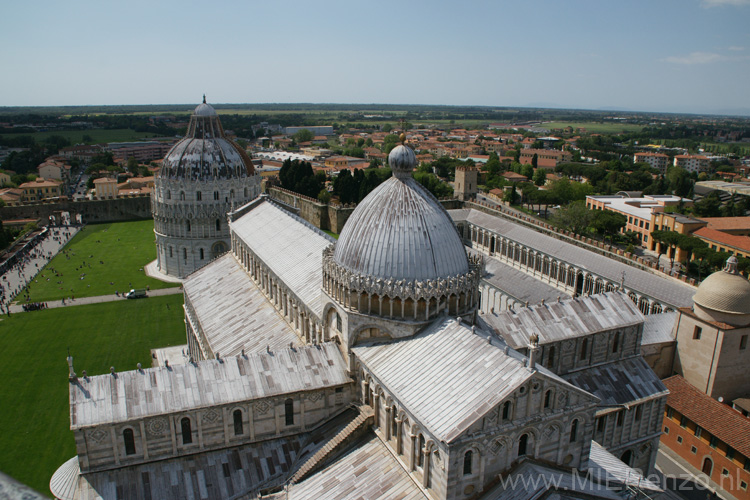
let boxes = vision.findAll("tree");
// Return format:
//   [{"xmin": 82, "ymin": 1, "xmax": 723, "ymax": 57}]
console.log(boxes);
[
  {"xmin": 521, "ymin": 164, "xmax": 534, "ymax": 180},
  {"xmin": 531, "ymin": 153, "xmax": 538, "ymax": 169},
  {"xmin": 126, "ymin": 157, "xmax": 139, "ymax": 174},
  {"xmin": 317, "ymin": 189, "xmax": 331, "ymax": 204},
  {"xmin": 551, "ymin": 201, "xmax": 592, "ymax": 235},
  {"xmin": 292, "ymin": 129, "xmax": 314, "ymax": 143},
  {"xmin": 590, "ymin": 210, "xmax": 627, "ymax": 244},
  {"xmin": 503, "ymin": 183, "xmax": 519, "ymax": 205},
  {"xmin": 533, "ymin": 168, "xmax": 546, "ymax": 186},
  {"xmin": 693, "ymin": 192, "xmax": 722, "ymax": 217}
]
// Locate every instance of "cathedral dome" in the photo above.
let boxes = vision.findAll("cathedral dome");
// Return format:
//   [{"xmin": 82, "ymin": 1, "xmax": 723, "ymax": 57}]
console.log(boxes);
[
  {"xmin": 159, "ymin": 97, "xmax": 254, "ymax": 181},
  {"xmin": 332, "ymin": 143, "xmax": 469, "ymax": 282},
  {"xmin": 693, "ymin": 256, "xmax": 750, "ymax": 325}
]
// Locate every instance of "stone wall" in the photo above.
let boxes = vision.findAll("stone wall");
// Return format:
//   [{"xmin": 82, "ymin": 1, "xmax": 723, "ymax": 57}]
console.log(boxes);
[{"xmin": 0, "ymin": 196, "xmax": 152, "ymax": 224}]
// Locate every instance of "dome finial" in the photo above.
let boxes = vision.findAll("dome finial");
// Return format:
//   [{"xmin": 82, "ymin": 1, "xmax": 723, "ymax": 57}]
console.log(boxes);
[
  {"xmin": 724, "ymin": 255, "xmax": 739, "ymax": 275},
  {"xmin": 399, "ymin": 133, "xmax": 406, "ymax": 144},
  {"xmin": 203, "ymin": 94, "xmax": 206, "ymax": 104}
]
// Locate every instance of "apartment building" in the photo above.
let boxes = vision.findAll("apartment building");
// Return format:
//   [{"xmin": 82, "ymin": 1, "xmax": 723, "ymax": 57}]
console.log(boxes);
[
  {"xmin": 634, "ymin": 152, "xmax": 670, "ymax": 174},
  {"xmin": 674, "ymin": 154, "xmax": 710, "ymax": 173}
]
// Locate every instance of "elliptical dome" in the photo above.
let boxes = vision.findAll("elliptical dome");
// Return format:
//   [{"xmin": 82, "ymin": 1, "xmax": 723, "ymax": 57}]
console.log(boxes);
[
  {"xmin": 159, "ymin": 97, "xmax": 253, "ymax": 181},
  {"xmin": 693, "ymin": 256, "xmax": 750, "ymax": 317},
  {"xmin": 332, "ymin": 143, "xmax": 469, "ymax": 282}
]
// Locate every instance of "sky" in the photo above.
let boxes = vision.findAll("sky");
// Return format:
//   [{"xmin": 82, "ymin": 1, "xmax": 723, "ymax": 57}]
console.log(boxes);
[{"xmin": 1, "ymin": 0, "xmax": 750, "ymax": 115}]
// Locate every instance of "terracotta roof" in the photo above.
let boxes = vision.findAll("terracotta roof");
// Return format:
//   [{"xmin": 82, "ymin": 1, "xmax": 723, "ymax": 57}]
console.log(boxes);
[
  {"xmin": 699, "ymin": 217, "xmax": 750, "ymax": 232},
  {"xmin": 663, "ymin": 375, "xmax": 750, "ymax": 457},
  {"xmin": 502, "ymin": 171, "xmax": 528, "ymax": 181},
  {"xmin": 693, "ymin": 227, "xmax": 750, "ymax": 253}
]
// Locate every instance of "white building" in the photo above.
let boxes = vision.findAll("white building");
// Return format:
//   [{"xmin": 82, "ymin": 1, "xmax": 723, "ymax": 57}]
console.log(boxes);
[
  {"xmin": 52, "ymin": 144, "xmax": 666, "ymax": 500},
  {"xmin": 674, "ymin": 154, "xmax": 710, "ymax": 173},
  {"xmin": 633, "ymin": 152, "xmax": 669, "ymax": 174},
  {"xmin": 151, "ymin": 98, "xmax": 261, "ymax": 278}
]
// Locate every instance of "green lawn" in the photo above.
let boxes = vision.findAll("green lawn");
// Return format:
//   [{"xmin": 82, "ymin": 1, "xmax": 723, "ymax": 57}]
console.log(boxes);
[
  {"xmin": 323, "ymin": 230, "xmax": 339, "ymax": 239},
  {"xmin": 21, "ymin": 221, "xmax": 178, "ymax": 302},
  {"xmin": 0, "ymin": 294, "xmax": 186, "ymax": 496},
  {"xmin": 0, "ymin": 128, "xmax": 163, "ymax": 145},
  {"xmin": 542, "ymin": 121, "xmax": 645, "ymax": 134}
]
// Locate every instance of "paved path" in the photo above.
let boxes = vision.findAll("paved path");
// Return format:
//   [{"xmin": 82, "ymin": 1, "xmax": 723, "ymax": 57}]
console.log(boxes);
[
  {"xmin": 656, "ymin": 445, "xmax": 735, "ymax": 500},
  {"xmin": 1, "ymin": 226, "xmax": 79, "ymax": 308},
  {"xmin": 8, "ymin": 286, "xmax": 183, "ymax": 314}
]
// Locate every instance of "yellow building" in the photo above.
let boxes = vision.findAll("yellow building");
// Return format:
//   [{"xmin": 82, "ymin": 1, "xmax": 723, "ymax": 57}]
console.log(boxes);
[{"xmin": 18, "ymin": 177, "xmax": 63, "ymax": 202}]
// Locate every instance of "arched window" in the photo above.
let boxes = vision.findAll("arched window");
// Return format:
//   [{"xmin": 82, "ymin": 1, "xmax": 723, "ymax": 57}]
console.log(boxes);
[
  {"xmin": 214, "ymin": 191, "xmax": 219, "ymax": 200},
  {"xmin": 183, "ymin": 248, "xmax": 187, "ymax": 260},
  {"xmin": 463, "ymin": 450, "xmax": 473, "ymax": 475},
  {"xmin": 167, "ymin": 190, "xmax": 171, "ymax": 200},
  {"xmin": 621, "ymin": 450, "xmax": 633, "ymax": 467},
  {"xmin": 702, "ymin": 457, "xmax": 713, "ymax": 476},
  {"xmin": 186, "ymin": 220, "xmax": 191, "ymax": 232},
  {"xmin": 196, "ymin": 191, "xmax": 202, "ymax": 201},
  {"xmin": 180, "ymin": 191, "xmax": 185, "ymax": 201},
  {"xmin": 544, "ymin": 390, "xmax": 552, "ymax": 409},
  {"xmin": 285, "ymin": 398, "xmax": 294, "ymax": 425},
  {"xmin": 200, "ymin": 248, "xmax": 204, "ymax": 260},
  {"xmin": 518, "ymin": 433, "xmax": 529, "ymax": 457},
  {"xmin": 570, "ymin": 419, "xmax": 579, "ymax": 442},
  {"xmin": 502, "ymin": 401, "xmax": 512, "ymax": 420},
  {"xmin": 580, "ymin": 338, "xmax": 588, "ymax": 360},
  {"xmin": 123, "ymin": 428, "xmax": 136, "ymax": 455},
  {"xmin": 181, "ymin": 417, "xmax": 192, "ymax": 444},
  {"xmin": 417, "ymin": 434, "xmax": 425, "ymax": 467},
  {"xmin": 244, "ymin": 187, "xmax": 248, "ymax": 198},
  {"xmin": 547, "ymin": 346, "xmax": 555, "ymax": 368},
  {"xmin": 230, "ymin": 189, "xmax": 234, "ymax": 199},
  {"xmin": 216, "ymin": 219, "xmax": 221, "ymax": 231},
  {"xmin": 612, "ymin": 332, "xmax": 620, "ymax": 353},
  {"xmin": 233, "ymin": 409, "xmax": 243, "ymax": 436}
]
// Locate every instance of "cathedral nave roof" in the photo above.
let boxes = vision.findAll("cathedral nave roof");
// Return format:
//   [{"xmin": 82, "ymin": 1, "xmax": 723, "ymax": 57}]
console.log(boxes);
[{"xmin": 183, "ymin": 253, "xmax": 301, "ymax": 357}]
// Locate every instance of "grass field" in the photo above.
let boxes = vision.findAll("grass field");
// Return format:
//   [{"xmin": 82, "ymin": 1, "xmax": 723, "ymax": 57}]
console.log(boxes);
[
  {"xmin": 0, "ymin": 294, "xmax": 187, "ymax": 495},
  {"xmin": 21, "ymin": 220, "xmax": 179, "ymax": 302},
  {"xmin": 541, "ymin": 121, "xmax": 645, "ymax": 134},
  {"xmin": 0, "ymin": 128, "xmax": 163, "ymax": 145}
]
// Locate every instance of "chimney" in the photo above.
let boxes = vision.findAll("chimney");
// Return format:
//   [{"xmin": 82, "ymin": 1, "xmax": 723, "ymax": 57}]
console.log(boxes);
[{"xmin": 67, "ymin": 353, "xmax": 76, "ymax": 380}]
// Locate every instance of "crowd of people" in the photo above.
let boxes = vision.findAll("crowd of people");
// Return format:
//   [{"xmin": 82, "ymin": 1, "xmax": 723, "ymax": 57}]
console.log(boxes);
[{"xmin": 0, "ymin": 225, "xmax": 79, "ymax": 313}]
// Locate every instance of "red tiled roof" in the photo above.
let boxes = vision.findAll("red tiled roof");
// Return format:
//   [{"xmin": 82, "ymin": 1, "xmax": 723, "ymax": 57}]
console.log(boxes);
[
  {"xmin": 664, "ymin": 375, "xmax": 750, "ymax": 457},
  {"xmin": 693, "ymin": 227, "xmax": 750, "ymax": 253},
  {"xmin": 699, "ymin": 217, "xmax": 750, "ymax": 232}
]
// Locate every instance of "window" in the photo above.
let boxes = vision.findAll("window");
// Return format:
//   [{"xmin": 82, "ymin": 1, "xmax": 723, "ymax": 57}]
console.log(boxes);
[
  {"xmin": 677, "ymin": 436, "xmax": 683, "ymax": 444},
  {"xmin": 680, "ymin": 416, "xmax": 688, "ymax": 428},
  {"xmin": 745, "ymin": 458, "xmax": 750, "ymax": 471},
  {"xmin": 233, "ymin": 409, "xmax": 243, "ymax": 436},
  {"xmin": 547, "ymin": 346, "xmax": 555, "ymax": 368},
  {"xmin": 244, "ymin": 187, "xmax": 248, "ymax": 198},
  {"xmin": 570, "ymin": 419, "xmax": 579, "ymax": 442},
  {"xmin": 710, "ymin": 436, "xmax": 718, "ymax": 449},
  {"xmin": 612, "ymin": 332, "xmax": 620, "ymax": 353},
  {"xmin": 285, "ymin": 398, "xmax": 294, "ymax": 426},
  {"xmin": 597, "ymin": 417, "xmax": 605, "ymax": 433},
  {"xmin": 196, "ymin": 191, "xmax": 202, "ymax": 201},
  {"xmin": 169, "ymin": 246, "xmax": 173, "ymax": 258},
  {"xmin": 463, "ymin": 450, "xmax": 473, "ymax": 475},
  {"xmin": 722, "ymin": 468, "xmax": 729, "ymax": 476},
  {"xmin": 667, "ymin": 408, "xmax": 674, "ymax": 419},
  {"xmin": 726, "ymin": 447, "xmax": 735, "ymax": 461},
  {"xmin": 741, "ymin": 481, "xmax": 747, "ymax": 491},
  {"xmin": 635, "ymin": 405, "xmax": 642, "ymax": 421},
  {"xmin": 580, "ymin": 338, "xmax": 588, "ymax": 361},
  {"xmin": 544, "ymin": 390, "xmax": 552, "ymax": 409},
  {"xmin": 181, "ymin": 417, "xmax": 192, "ymax": 444},
  {"xmin": 123, "ymin": 428, "xmax": 136, "ymax": 455},
  {"xmin": 417, "ymin": 434, "xmax": 425, "ymax": 467},
  {"xmin": 518, "ymin": 434, "xmax": 528, "ymax": 457},
  {"xmin": 183, "ymin": 248, "xmax": 187, "ymax": 260},
  {"xmin": 694, "ymin": 426, "xmax": 702, "ymax": 438},
  {"xmin": 741, "ymin": 335, "xmax": 748, "ymax": 350},
  {"xmin": 167, "ymin": 190, "xmax": 171, "ymax": 200},
  {"xmin": 216, "ymin": 219, "xmax": 221, "ymax": 231},
  {"xmin": 691, "ymin": 445, "xmax": 697, "ymax": 454},
  {"xmin": 180, "ymin": 191, "xmax": 185, "ymax": 201},
  {"xmin": 230, "ymin": 189, "xmax": 234, "ymax": 199},
  {"xmin": 693, "ymin": 326, "xmax": 702, "ymax": 340},
  {"xmin": 200, "ymin": 248, "xmax": 204, "ymax": 260},
  {"xmin": 616, "ymin": 410, "xmax": 624, "ymax": 427},
  {"xmin": 664, "ymin": 426, "xmax": 670, "ymax": 434},
  {"xmin": 214, "ymin": 191, "xmax": 219, "ymax": 200},
  {"xmin": 186, "ymin": 220, "xmax": 191, "ymax": 232},
  {"xmin": 502, "ymin": 401, "xmax": 512, "ymax": 420}
]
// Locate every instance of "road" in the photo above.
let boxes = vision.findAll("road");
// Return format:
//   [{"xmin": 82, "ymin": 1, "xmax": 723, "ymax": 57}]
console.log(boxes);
[{"xmin": 8, "ymin": 286, "xmax": 183, "ymax": 314}]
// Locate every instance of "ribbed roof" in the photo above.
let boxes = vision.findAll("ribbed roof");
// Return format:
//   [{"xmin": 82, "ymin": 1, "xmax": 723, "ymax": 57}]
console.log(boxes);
[
  {"xmin": 693, "ymin": 257, "xmax": 750, "ymax": 315},
  {"xmin": 333, "ymin": 175, "xmax": 469, "ymax": 281},
  {"xmin": 158, "ymin": 99, "xmax": 254, "ymax": 180}
]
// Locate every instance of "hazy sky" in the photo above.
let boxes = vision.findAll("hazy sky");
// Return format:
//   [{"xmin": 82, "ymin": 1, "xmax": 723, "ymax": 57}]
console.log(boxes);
[{"xmin": 2, "ymin": 0, "xmax": 750, "ymax": 115}]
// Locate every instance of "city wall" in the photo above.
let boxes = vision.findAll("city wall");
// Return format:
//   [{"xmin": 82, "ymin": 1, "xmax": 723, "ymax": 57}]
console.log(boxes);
[{"xmin": 0, "ymin": 196, "xmax": 152, "ymax": 225}]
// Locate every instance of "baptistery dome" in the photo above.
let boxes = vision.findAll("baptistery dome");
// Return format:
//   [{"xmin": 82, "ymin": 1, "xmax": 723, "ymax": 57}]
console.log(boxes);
[
  {"xmin": 693, "ymin": 256, "xmax": 750, "ymax": 326},
  {"xmin": 333, "ymin": 144, "xmax": 469, "ymax": 281},
  {"xmin": 151, "ymin": 97, "xmax": 261, "ymax": 278},
  {"xmin": 159, "ymin": 97, "xmax": 255, "ymax": 181}
]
